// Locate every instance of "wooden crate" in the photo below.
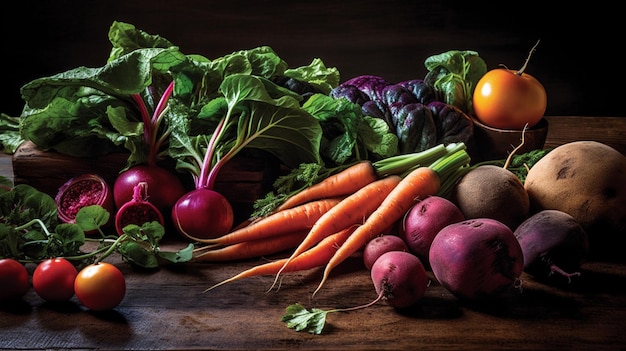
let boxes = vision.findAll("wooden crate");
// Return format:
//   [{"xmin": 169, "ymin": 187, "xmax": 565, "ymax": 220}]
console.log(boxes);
[{"xmin": 12, "ymin": 141, "xmax": 280, "ymax": 221}]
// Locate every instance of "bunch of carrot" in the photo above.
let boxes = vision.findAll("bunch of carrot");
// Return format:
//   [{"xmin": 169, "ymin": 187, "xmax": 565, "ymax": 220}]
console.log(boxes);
[{"xmin": 193, "ymin": 142, "xmax": 471, "ymax": 295}]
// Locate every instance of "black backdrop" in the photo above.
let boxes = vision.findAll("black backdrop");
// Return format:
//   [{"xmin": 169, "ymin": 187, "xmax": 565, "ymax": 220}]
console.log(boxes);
[{"xmin": 1, "ymin": 0, "xmax": 621, "ymax": 117}]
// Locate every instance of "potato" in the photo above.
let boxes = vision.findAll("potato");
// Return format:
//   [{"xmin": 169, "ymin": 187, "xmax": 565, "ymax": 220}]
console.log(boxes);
[
  {"xmin": 450, "ymin": 165, "xmax": 530, "ymax": 230},
  {"xmin": 524, "ymin": 141, "xmax": 626, "ymax": 257}
]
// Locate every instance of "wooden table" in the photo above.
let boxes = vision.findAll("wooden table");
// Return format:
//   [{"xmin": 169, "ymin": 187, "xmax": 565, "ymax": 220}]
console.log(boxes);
[{"xmin": 1, "ymin": 116, "xmax": 626, "ymax": 350}]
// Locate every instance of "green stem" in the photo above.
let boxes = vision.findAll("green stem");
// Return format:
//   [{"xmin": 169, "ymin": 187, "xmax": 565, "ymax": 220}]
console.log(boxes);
[
  {"xmin": 15, "ymin": 219, "xmax": 52, "ymax": 236},
  {"xmin": 428, "ymin": 145, "xmax": 472, "ymax": 197},
  {"xmin": 373, "ymin": 143, "xmax": 449, "ymax": 177}
]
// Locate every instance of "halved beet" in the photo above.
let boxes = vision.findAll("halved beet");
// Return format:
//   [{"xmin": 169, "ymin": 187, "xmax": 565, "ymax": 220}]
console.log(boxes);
[
  {"xmin": 55, "ymin": 174, "xmax": 115, "ymax": 225},
  {"xmin": 115, "ymin": 182, "xmax": 165, "ymax": 235}
]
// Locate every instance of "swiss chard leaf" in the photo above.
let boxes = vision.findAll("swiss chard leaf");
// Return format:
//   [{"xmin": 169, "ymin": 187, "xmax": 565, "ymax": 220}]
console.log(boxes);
[{"xmin": 18, "ymin": 47, "xmax": 187, "ymax": 158}]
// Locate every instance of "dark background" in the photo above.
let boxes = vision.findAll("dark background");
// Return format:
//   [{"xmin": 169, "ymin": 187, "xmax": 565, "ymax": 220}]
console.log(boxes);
[{"xmin": 1, "ymin": 0, "xmax": 621, "ymax": 117}]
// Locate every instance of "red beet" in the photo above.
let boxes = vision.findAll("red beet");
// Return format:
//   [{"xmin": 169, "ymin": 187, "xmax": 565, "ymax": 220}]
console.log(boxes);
[
  {"xmin": 171, "ymin": 188, "xmax": 234, "ymax": 240},
  {"xmin": 113, "ymin": 165, "xmax": 186, "ymax": 213},
  {"xmin": 115, "ymin": 182, "xmax": 165, "ymax": 235},
  {"xmin": 429, "ymin": 218, "xmax": 524, "ymax": 300},
  {"xmin": 55, "ymin": 174, "xmax": 115, "ymax": 225},
  {"xmin": 363, "ymin": 235, "xmax": 408, "ymax": 270},
  {"xmin": 399, "ymin": 196, "xmax": 465, "ymax": 265},
  {"xmin": 370, "ymin": 251, "xmax": 428, "ymax": 308}
]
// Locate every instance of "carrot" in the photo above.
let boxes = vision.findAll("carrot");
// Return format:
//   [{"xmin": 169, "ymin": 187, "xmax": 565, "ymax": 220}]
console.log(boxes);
[
  {"xmin": 276, "ymin": 161, "xmax": 377, "ymax": 212},
  {"xmin": 191, "ymin": 230, "xmax": 309, "ymax": 262},
  {"xmin": 312, "ymin": 147, "xmax": 472, "ymax": 297},
  {"xmin": 193, "ymin": 197, "xmax": 343, "ymax": 246},
  {"xmin": 270, "ymin": 175, "xmax": 402, "ymax": 290},
  {"xmin": 204, "ymin": 226, "xmax": 357, "ymax": 292}
]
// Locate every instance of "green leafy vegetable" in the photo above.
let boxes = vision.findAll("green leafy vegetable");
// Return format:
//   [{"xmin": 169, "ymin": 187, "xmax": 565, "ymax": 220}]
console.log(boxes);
[
  {"xmin": 0, "ymin": 184, "xmax": 191, "ymax": 268},
  {"xmin": 424, "ymin": 50, "xmax": 487, "ymax": 114},
  {"xmin": 0, "ymin": 113, "xmax": 25, "ymax": 154}
]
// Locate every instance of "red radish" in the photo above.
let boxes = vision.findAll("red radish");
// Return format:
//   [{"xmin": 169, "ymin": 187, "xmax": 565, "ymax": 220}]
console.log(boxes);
[
  {"xmin": 172, "ymin": 188, "xmax": 234, "ymax": 241},
  {"xmin": 370, "ymin": 251, "xmax": 429, "ymax": 308},
  {"xmin": 55, "ymin": 174, "xmax": 115, "ymax": 225},
  {"xmin": 363, "ymin": 235, "xmax": 408, "ymax": 270},
  {"xmin": 514, "ymin": 210, "xmax": 589, "ymax": 284},
  {"xmin": 113, "ymin": 81, "xmax": 186, "ymax": 215},
  {"xmin": 399, "ymin": 196, "xmax": 465, "ymax": 265},
  {"xmin": 429, "ymin": 218, "xmax": 524, "ymax": 300},
  {"xmin": 115, "ymin": 182, "xmax": 165, "ymax": 235}
]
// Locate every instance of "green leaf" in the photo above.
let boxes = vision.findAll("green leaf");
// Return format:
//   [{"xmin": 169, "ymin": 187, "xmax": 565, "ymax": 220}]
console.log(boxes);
[
  {"xmin": 0, "ymin": 113, "xmax": 25, "ymax": 154},
  {"xmin": 284, "ymin": 57, "xmax": 340, "ymax": 95},
  {"xmin": 107, "ymin": 21, "xmax": 176, "ymax": 62},
  {"xmin": 281, "ymin": 303, "xmax": 328, "ymax": 335},
  {"xmin": 75, "ymin": 205, "xmax": 111, "ymax": 232},
  {"xmin": 240, "ymin": 100, "xmax": 322, "ymax": 168},
  {"xmin": 0, "ymin": 184, "xmax": 58, "ymax": 228},
  {"xmin": 157, "ymin": 243, "xmax": 194, "ymax": 264},
  {"xmin": 424, "ymin": 50, "xmax": 487, "ymax": 114}
]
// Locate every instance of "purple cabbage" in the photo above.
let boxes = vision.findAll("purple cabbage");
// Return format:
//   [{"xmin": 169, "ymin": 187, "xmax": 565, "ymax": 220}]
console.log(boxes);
[
  {"xmin": 392, "ymin": 103, "xmax": 438, "ymax": 154},
  {"xmin": 340, "ymin": 75, "xmax": 390, "ymax": 102}
]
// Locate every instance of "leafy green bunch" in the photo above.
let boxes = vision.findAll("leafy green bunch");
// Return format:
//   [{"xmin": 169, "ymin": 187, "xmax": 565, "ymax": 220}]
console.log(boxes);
[{"xmin": 0, "ymin": 182, "xmax": 192, "ymax": 269}]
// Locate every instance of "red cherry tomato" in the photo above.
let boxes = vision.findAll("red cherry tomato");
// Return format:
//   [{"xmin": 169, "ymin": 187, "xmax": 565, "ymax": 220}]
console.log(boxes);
[
  {"xmin": 472, "ymin": 68, "xmax": 547, "ymax": 130},
  {"xmin": 32, "ymin": 258, "xmax": 78, "ymax": 302},
  {"xmin": 74, "ymin": 262, "xmax": 126, "ymax": 311},
  {"xmin": 0, "ymin": 258, "xmax": 30, "ymax": 301}
]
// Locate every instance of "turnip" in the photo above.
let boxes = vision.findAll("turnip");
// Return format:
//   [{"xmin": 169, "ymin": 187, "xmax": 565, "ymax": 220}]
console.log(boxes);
[
  {"xmin": 514, "ymin": 210, "xmax": 589, "ymax": 283},
  {"xmin": 524, "ymin": 141, "xmax": 626, "ymax": 258},
  {"xmin": 450, "ymin": 164, "xmax": 530, "ymax": 230},
  {"xmin": 363, "ymin": 235, "xmax": 408, "ymax": 270},
  {"xmin": 399, "ymin": 195, "xmax": 465, "ymax": 265},
  {"xmin": 429, "ymin": 218, "xmax": 524, "ymax": 300}
]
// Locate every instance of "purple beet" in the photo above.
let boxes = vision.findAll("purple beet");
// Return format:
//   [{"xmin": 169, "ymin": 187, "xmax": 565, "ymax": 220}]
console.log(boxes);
[{"xmin": 514, "ymin": 210, "xmax": 589, "ymax": 283}]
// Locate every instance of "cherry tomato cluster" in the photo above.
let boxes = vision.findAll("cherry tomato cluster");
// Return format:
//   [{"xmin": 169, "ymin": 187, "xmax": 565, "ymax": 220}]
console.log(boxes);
[{"xmin": 0, "ymin": 258, "xmax": 126, "ymax": 311}]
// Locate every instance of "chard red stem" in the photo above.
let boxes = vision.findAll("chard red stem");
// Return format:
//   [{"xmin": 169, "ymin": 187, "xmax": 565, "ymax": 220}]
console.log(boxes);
[
  {"xmin": 131, "ymin": 93, "xmax": 153, "ymax": 148},
  {"xmin": 205, "ymin": 114, "xmax": 261, "ymax": 190},
  {"xmin": 198, "ymin": 116, "xmax": 228, "ymax": 189},
  {"xmin": 131, "ymin": 81, "xmax": 175, "ymax": 166}
]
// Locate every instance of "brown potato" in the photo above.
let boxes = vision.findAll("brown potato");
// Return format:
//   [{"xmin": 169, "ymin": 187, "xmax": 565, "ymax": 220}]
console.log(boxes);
[
  {"xmin": 524, "ymin": 141, "xmax": 626, "ymax": 257},
  {"xmin": 450, "ymin": 165, "xmax": 529, "ymax": 231}
]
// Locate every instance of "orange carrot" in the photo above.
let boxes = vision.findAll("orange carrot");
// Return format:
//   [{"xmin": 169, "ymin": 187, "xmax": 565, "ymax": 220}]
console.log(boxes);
[
  {"xmin": 270, "ymin": 175, "xmax": 402, "ymax": 290},
  {"xmin": 192, "ymin": 230, "xmax": 309, "ymax": 262},
  {"xmin": 312, "ymin": 167, "xmax": 441, "ymax": 297},
  {"xmin": 193, "ymin": 197, "xmax": 342, "ymax": 246},
  {"xmin": 276, "ymin": 161, "xmax": 378, "ymax": 212},
  {"xmin": 204, "ymin": 226, "xmax": 357, "ymax": 292}
]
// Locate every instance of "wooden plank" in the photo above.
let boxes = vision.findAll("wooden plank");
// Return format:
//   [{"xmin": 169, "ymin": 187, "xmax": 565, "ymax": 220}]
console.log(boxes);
[
  {"xmin": 11, "ymin": 141, "xmax": 280, "ymax": 220},
  {"xmin": 544, "ymin": 116, "xmax": 626, "ymax": 154}
]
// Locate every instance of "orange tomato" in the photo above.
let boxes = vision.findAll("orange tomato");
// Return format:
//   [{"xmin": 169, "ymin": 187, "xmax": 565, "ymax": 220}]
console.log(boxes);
[
  {"xmin": 472, "ymin": 68, "xmax": 547, "ymax": 130},
  {"xmin": 74, "ymin": 262, "xmax": 126, "ymax": 311}
]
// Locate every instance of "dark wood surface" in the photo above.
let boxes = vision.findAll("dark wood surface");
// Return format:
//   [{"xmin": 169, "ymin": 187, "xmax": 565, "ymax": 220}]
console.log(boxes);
[{"xmin": 1, "ymin": 116, "xmax": 626, "ymax": 350}]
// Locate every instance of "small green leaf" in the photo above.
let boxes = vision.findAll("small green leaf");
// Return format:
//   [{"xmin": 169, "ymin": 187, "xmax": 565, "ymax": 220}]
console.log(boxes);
[
  {"xmin": 281, "ymin": 303, "xmax": 329, "ymax": 335},
  {"xmin": 75, "ymin": 205, "xmax": 110, "ymax": 232},
  {"xmin": 157, "ymin": 243, "xmax": 194, "ymax": 263}
]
